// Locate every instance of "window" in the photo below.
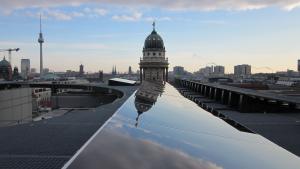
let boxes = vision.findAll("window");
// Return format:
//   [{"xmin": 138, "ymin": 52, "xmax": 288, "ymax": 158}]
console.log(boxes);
[{"xmin": 153, "ymin": 53, "xmax": 156, "ymax": 56}]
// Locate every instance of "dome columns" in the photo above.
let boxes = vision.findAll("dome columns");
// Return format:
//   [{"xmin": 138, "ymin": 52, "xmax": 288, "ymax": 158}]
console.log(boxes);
[{"xmin": 139, "ymin": 66, "xmax": 168, "ymax": 83}]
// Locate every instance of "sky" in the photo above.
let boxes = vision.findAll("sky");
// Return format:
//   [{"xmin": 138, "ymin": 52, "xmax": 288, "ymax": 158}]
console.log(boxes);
[{"xmin": 0, "ymin": 0, "xmax": 300, "ymax": 74}]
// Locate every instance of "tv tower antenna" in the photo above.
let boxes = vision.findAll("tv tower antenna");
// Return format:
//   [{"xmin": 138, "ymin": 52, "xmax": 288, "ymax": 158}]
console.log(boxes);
[{"xmin": 38, "ymin": 14, "xmax": 45, "ymax": 77}]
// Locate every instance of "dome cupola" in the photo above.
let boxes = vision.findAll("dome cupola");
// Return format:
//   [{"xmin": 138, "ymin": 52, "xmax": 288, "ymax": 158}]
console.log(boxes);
[
  {"xmin": 143, "ymin": 22, "xmax": 165, "ymax": 51},
  {"xmin": 0, "ymin": 57, "xmax": 11, "ymax": 67},
  {"xmin": 139, "ymin": 22, "xmax": 169, "ymax": 83},
  {"xmin": 0, "ymin": 57, "xmax": 12, "ymax": 81}
]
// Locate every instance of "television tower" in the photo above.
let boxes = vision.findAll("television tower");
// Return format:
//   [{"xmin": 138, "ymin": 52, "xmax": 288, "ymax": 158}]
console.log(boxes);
[{"xmin": 38, "ymin": 14, "xmax": 44, "ymax": 77}]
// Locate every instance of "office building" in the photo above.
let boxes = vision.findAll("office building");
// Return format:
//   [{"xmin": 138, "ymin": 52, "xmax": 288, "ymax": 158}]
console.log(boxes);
[
  {"xmin": 173, "ymin": 66, "xmax": 184, "ymax": 76},
  {"xmin": 199, "ymin": 66, "xmax": 213, "ymax": 76},
  {"xmin": 128, "ymin": 66, "xmax": 132, "ymax": 75},
  {"xmin": 43, "ymin": 68, "xmax": 49, "ymax": 74},
  {"xmin": 31, "ymin": 68, "xmax": 36, "ymax": 73},
  {"xmin": 12, "ymin": 67, "xmax": 22, "ymax": 80},
  {"xmin": 214, "ymin": 65, "xmax": 225, "ymax": 75},
  {"xmin": 21, "ymin": 59, "xmax": 30, "ymax": 79},
  {"xmin": 234, "ymin": 64, "xmax": 251, "ymax": 76},
  {"xmin": 99, "ymin": 70, "xmax": 103, "ymax": 81},
  {"xmin": 79, "ymin": 64, "xmax": 84, "ymax": 76}
]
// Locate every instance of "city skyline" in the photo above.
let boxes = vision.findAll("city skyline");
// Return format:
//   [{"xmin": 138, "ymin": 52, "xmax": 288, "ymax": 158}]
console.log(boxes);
[{"xmin": 1, "ymin": 1, "xmax": 300, "ymax": 73}]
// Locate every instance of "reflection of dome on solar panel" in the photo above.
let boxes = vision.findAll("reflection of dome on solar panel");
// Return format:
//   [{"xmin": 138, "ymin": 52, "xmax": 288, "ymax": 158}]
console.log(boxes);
[
  {"xmin": 134, "ymin": 97, "xmax": 154, "ymax": 114},
  {"xmin": 134, "ymin": 81, "xmax": 165, "ymax": 127},
  {"xmin": 0, "ymin": 57, "xmax": 12, "ymax": 81}
]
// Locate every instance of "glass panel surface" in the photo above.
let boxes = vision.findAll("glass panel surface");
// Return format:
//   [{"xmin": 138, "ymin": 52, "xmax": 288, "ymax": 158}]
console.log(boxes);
[{"xmin": 65, "ymin": 83, "xmax": 300, "ymax": 169}]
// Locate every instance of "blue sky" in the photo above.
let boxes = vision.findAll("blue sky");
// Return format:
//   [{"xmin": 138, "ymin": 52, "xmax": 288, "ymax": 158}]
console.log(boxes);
[{"xmin": 1, "ymin": 0, "xmax": 300, "ymax": 73}]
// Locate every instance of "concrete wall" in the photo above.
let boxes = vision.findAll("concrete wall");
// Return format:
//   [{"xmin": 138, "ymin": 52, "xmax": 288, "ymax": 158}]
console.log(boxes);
[
  {"xmin": 0, "ymin": 88, "xmax": 32, "ymax": 124},
  {"xmin": 51, "ymin": 94, "xmax": 117, "ymax": 108}
]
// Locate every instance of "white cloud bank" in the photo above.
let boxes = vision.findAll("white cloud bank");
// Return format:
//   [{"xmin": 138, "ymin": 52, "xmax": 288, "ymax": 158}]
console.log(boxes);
[
  {"xmin": 24, "ymin": 7, "xmax": 108, "ymax": 20},
  {"xmin": 1, "ymin": 0, "xmax": 300, "ymax": 14},
  {"xmin": 112, "ymin": 11, "xmax": 143, "ymax": 21},
  {"xmin": 112, "ymin": 11, "xmax": 172, "ymax": 22}
]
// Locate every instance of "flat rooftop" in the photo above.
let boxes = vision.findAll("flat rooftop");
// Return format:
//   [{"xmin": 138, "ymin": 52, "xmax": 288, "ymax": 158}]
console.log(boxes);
[{"xmin": 0, "ymin": 85, "xmax": 137, "ymax": 169}]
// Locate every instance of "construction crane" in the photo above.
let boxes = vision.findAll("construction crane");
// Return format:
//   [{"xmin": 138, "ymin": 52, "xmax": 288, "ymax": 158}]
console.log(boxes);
[{"xmin": 0, "ymin": 48, "xmax": 20, "ymax": 64}]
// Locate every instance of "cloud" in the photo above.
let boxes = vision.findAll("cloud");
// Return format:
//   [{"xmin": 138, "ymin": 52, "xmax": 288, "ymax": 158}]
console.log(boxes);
[
  {"xmin": 25, "ymin": 9, "xmax": 79, "ymax": 20},
  {"xmin": 112, "ymin": 11, "xmax": 143, "ymax": 21},
  {"xmin": 112, "ymin": 11, "xmax": 172, "ymax": 22},
  {"xmin": 46, "ymin": 9, "xmax": 73, "ymax": 20},
  {"xmin": 23, "ymin": 7, "xmax": 108, "ymax": 20},
  {"xmin": 71, "ymin": 11, "xmax": 85, "ymax": 17},
  {"xmin": 48, "ymin": 42, "xmax": 108, "ymax": 50},
  {"xmin": 1, "ymin": 0, "xmax": 300, "ymax": 14},
  {"xmin": 93, "ymin": 8, "xmax": 108, "ymax": 15},
  {"xmin": 145, "ymin": 16, "xmax": 172, "ymax": 22},
  {"xmin": 68, "ymin": 130, "xmax": 223, "ymax": 169},
  {"xmin": 83, "ymin": 7, "xmax": 108, "ymax": 17},
  {"xmin": 284, "ymin": 1, "xmax": 300, "ymax": 10}
]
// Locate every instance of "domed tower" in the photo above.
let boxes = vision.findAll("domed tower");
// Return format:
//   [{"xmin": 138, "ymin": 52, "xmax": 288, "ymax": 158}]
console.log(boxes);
[
  {"xmin": 139, "ymin": 22, "xmax": 169, "ymax": 83},
  {"xmin": 0, "ymin": 57, "xmax": 12, "ymax": 81}
]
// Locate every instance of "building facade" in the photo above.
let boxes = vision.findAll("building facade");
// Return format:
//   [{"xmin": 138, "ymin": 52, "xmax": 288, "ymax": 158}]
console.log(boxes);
[
  {"xmin": 234, "ymin": 64, "xmax": 251, "ymax": 76},
  {"xmin": 99, "ymin": 70, "xmax": 103, "ymax": 81},
  {"xmin": 79, "ymin": 64, "xmax": 84, "ymax": 76},
  {"xmin": 128, "ymin": 66, "xmax": 132, "ymax": 75},
  {"xmin": 43, "ymin": 68, "xmax": 49, "ymax": 74},
  {"xmin": 32, "ymin": 88, "xmax": 51, "ymax": 112},
  {"xmin": 0, "ymin": 87, "xmax": 32, "ymax": 125},
  {"xmin": 31, "ymin": 68, "xmax": 36, "ymax": 73},
  {"xmin": 139, "ymin": 23, "xmax": 169, "ymax": 82},
  {"xmin": 21, "ymin": 59, "xmax": 30, "ymax": 79},
  {"xmin": 213, "ymin": 65, "xmax": 225, "ymax": 75},
  {"xmin": 173, "ymin": 66, "xmax": 184, "ymax": 76},
  {"xmin": 199, "ymin": 66, "xmax": 213, "ymax": 76},
  {"xmin": 12, "ymin": 67, "xmax": 22, "ymax": 80}
]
